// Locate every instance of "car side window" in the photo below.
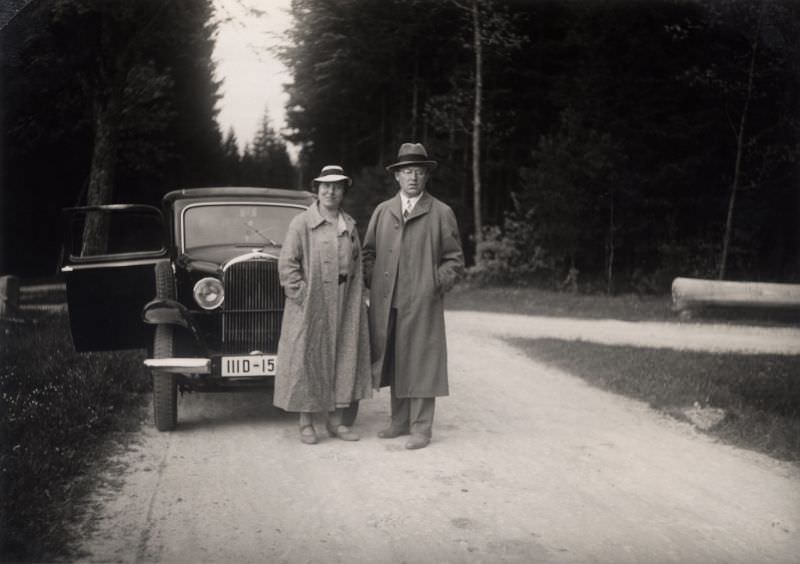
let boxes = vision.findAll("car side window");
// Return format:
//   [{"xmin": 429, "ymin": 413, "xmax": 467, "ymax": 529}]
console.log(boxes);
[{"xmin": 67, "ymin": 207, "xmax": 165, "ymax": 260}]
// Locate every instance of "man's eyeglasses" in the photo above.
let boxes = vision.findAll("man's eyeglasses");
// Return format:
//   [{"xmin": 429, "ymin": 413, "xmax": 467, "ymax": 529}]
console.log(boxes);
[{"xmin": 399, "ymin": 167, "xmax": 428, "ymax": 177}]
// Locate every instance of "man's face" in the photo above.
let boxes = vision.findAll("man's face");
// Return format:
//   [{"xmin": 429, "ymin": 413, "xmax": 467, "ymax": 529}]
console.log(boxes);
[{"xmin": 394, "ymin": 166, "xmax": 429, "ymax": 198}]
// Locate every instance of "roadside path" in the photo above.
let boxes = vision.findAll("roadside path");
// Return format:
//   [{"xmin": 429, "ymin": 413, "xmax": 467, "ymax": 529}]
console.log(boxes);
[{"xmin": 71, "ymin": 311, "xmax": 800, "ymax": 563}]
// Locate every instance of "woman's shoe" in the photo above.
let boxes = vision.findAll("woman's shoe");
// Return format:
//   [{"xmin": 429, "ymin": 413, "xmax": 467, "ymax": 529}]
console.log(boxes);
[
  {"xmin": 299, "ymin": 424, "xmax": 318, "ymax": 445},
  {"xmin": 327, "ymin": 423, "xmax": 360, "ymax": 441}
]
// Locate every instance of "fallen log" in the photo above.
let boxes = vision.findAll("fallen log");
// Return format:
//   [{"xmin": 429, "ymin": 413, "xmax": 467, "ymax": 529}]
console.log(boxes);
[
  {"xmin": 672, "ymin": 277, "xmax": 800, "ymax": 316},
  {"xmin": 0, "ymin": 275, "xmax": 20, "ymax": 318}
]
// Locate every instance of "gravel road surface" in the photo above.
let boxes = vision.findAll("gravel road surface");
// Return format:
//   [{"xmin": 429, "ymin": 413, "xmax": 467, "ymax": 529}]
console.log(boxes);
[{"xmin": 73, "ymin": 312, "xmax": 800, "ymax": 563}]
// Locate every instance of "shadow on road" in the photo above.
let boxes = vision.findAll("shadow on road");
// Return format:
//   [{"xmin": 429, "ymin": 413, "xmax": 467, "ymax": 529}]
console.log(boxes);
[{"xmin": 171, "ymin": 391, "xmax": 291, "ymax": 432}]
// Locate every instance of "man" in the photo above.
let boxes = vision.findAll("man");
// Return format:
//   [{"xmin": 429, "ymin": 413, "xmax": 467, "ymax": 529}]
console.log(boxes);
[{"xmin": 363, "ymin": 143, "xmax": 464, "ymax": 450}]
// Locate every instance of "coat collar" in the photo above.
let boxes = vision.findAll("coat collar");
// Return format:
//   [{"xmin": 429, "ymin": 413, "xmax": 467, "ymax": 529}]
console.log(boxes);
[
  {"xmin": 390, "ymin": 190, "xmax": 432, "ymax": 222},
  {"xmin": 308, "ymin": 200, "xmax": 355, "ymax": 234}
]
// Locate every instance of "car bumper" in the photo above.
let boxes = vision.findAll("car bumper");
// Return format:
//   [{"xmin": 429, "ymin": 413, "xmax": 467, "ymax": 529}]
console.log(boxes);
[{"xmin": 144, "ymin": 358, "xmax": 211, "ymax": 374}]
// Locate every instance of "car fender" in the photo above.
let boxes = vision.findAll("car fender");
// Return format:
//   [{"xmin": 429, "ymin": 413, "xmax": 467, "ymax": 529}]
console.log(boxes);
[{"xmin": 142, "ymin": 298, "xmax": 208, "ymax": 352}]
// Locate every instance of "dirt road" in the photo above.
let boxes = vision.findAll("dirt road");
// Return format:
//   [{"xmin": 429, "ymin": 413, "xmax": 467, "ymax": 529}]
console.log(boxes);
[{"xmin": 74, "ymin": 312, "xmax": 800, "ymax": 563}]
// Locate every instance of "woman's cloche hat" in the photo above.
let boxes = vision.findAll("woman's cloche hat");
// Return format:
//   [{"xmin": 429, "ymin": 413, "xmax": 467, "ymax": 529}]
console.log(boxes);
[
  {"xmin": 385, "ymin": 142, "xmax": 438, "ymax": 172},
  {"xmin": 312, "ymin": 164, "xmax": 352, "ymax": 188}
]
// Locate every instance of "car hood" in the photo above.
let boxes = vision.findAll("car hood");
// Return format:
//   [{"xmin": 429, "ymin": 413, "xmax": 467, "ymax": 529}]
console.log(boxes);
[{"xmin": 179, "ymin": 245, "xmax": 281, "ymax": 273}]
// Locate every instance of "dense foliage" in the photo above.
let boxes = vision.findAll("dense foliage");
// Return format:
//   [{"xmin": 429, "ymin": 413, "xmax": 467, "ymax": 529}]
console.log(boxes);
[
  {"xmin": 284, "ymin": 0, "xmax": 800, "ymax": 290},
  {"xmin": 0, "ymin": 0, "xmax": 293, "ymax": 275},
  {"xmin": 3, "ymin": 0, "xmax": 798, "ymax": 289},
  {"xmin": 0, "ymin": 313, "xmax": 150, "ymax": 561}
]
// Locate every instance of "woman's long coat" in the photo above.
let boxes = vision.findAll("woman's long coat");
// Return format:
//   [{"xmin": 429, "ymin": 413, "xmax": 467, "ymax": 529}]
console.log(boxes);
[
  {"xmin": 363, "ymin": 191, "xmax": 464, "ymax": 398},
  {"xmin": 273, "ymin": 203, "xmax": 373, "ymax": 412}
]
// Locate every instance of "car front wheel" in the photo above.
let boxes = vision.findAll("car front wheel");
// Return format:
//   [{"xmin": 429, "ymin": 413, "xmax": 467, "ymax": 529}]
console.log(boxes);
[{"xmin": 152, "ymin": 324, "xmax": 178, "ymax": 432}]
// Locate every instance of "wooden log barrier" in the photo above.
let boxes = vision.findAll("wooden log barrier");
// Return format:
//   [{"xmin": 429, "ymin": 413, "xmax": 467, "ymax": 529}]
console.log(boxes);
[
  {"xmin": 672, "ymin": 277, "xmax": 800, "ymax": 314},
  {"xmin": 0, "ymin": 275, "xmax": 20, "ymax": 318}
]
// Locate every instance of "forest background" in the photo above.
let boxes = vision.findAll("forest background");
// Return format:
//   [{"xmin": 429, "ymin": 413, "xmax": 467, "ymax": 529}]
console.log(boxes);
[{"xmin": 1, "ymin": 0, "xmax": 798, "ymax": 293}]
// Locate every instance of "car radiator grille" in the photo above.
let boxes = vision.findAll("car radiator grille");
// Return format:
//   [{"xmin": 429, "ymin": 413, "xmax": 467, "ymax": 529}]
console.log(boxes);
[{"xmin": 222, "ymin": 259, "xmax": 284, "ymax": 353}]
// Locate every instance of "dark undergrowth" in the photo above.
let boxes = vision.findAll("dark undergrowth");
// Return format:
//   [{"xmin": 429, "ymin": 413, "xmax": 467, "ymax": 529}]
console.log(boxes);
[
  {"xmin": 509, "ymin": 337, "xmax": 800, "ymax": 463},
  {"xmin": 0, "ymin": 311, "xmax": 150, "ymax": 562}
]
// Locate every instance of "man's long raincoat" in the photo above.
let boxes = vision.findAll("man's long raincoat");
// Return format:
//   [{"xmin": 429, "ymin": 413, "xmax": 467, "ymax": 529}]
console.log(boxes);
[{"xmin": 363, "ymin": 191, "xmax": 464, "ymax": 397}]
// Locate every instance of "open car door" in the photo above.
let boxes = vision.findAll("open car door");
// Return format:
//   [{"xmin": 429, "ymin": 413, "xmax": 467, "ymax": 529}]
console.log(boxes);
[{"xmin": 61, "ymin": 204, "xmax": 169, "ymax": 352}]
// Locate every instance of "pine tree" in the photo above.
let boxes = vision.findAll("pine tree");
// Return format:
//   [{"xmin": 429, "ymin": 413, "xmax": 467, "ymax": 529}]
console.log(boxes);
[{"xmin": 244, "ymin": 108, "xmax": 294, "ymax": 188}]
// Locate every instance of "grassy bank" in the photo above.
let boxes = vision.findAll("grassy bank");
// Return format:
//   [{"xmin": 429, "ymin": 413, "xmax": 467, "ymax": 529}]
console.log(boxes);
[
  {"xmin": 0, "ymin": 311, "xmax": 150, "ymax": 562},
  {"xmin": 449, "ymin": 284, "xmax": 675, "ymax": 321},
  {"xmin": 449, "ymin": 284, "xmax": 800, "ymax": 325},
  {"xmin": 509, "ymin": 338, "xmax": 800, "ymax": 462}
]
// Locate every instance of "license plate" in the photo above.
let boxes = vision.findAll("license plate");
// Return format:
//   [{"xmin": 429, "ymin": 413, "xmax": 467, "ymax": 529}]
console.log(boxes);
[{"xmin": 221, "ymin": 355, "xmax": 277, "ymax": 377}]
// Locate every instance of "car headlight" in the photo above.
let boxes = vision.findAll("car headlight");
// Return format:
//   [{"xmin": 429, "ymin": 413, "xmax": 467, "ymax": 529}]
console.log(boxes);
[{"xmin": 193, "ymin": 277, "xmax": 224, "ymax": 310}]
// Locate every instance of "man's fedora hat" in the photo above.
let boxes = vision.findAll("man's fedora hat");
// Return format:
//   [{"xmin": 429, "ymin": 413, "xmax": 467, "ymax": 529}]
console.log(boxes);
[
  {"xmin": 385, "ymin": 143, "xmax": 438, "ymax": 171},
  {"xmin": 312, "ymin": 164, "xmax": 352, "ymax": 187}
]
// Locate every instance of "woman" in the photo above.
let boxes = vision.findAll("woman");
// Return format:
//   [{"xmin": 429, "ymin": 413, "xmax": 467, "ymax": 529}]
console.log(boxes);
[{"xmin": 274, "ymin": 165, "xmax": 373, "ymax": 444}]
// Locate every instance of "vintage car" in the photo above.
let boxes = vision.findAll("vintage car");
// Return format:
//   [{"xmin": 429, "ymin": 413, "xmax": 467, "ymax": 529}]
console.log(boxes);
[{"xmin": 61, "ymin": 187, "xmax": 357, "ymax": 431}]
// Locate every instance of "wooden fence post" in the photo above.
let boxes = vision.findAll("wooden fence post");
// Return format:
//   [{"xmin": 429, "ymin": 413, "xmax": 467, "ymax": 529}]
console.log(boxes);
[{"xmin": 0, "ymin": 275, "xmax": 20, "ymax": 318}]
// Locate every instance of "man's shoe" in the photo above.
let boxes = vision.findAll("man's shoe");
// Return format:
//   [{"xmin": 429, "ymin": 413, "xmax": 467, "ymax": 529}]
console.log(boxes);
[
  {"xmin": 299, "ymin": 424, "xmax": 318, "ymax": 445},
  {"xmin": 327, "ymin": 423, "xmax": 360, "ymax": 441},
  {"xmin": 404, "ymin": 434, "xmax": 430, "ymax": 450},
  {"xmin": 377, "ymin": 426, "xmax": 410, "ymax": 439}
]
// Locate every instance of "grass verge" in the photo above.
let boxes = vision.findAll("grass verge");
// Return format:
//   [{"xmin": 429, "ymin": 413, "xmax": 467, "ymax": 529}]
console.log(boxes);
[
  {"xmin": 449, "ymin": 284, "xmax": 675, "ymax": 321},
  {"xmin": 0, "ymin": 311, "xmax": 150, "ymax": 562},
  {"xmin": 449, "ymin": 283, "xmax": 800, "ymax": 326},
  {"xmin": 508, "ymin": 337, "xmax": 800, "ymax": 462}
]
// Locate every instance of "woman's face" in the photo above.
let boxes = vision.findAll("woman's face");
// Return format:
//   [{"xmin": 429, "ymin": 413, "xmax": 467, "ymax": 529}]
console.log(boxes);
[{"xmin": 317, "ymin": 181, "xmax": 346, "ymax": 211}]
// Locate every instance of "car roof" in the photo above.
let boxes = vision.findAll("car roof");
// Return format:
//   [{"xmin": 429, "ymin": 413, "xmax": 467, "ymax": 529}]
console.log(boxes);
[{"xmin": 164, "ymin": 187, "xmax": 315, "ymax": 205}]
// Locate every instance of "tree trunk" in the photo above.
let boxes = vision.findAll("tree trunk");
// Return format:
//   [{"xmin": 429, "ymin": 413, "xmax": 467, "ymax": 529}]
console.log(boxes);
[
  {"xmin": 81, "ymin": 95, "xmax": 121, "ymax": 256},
  {"xmin": 471, "ymin": 0, "xmax": 483, "ymax": 243},
  {"xmin": 719, "ymin": 5, "xmax": 762, "ymax": 280},
  {"xmin": 606, "ymin": 187, "xmax": 615, "ymax": 295},
  {"xmin": 672, "ymin": 277, "xmax": 800, "ymax": 312},
  {"xmin": 379, "ymin": 95, "xmax": 386, "ymax": 166},
  {"xmin": 462, "ymin": 132, "xmax": 470, "ymax": 205},
  {"xmin": 411, "ymin": 53, "xmax": 419, "ymax": 139},
  {"xmin": 448, "ymin": 118, "xmax": 456, "ymax": 161}
]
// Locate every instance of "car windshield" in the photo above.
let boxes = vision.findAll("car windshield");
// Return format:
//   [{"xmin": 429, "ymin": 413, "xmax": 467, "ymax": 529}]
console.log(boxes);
[{"xmin": 182, "ymin": 203, "xmax": 304, "ymax": 251}]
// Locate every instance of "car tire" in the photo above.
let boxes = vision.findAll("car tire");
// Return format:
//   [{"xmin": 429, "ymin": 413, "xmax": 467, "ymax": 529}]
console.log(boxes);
[
  {"xmin": 341, "ymin": 400, "xmax": 359, "ymax": 427},
  {"xmin": 154, "ymin": 259, "xmax": 175, "ymax": 301},
  {"xmin": 153, "ymin": 324, "xmax": 178, "ymax": 431},
  {"xmin": 153, "ymin": 260, "xmax": 178, "ymax": 432}
]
